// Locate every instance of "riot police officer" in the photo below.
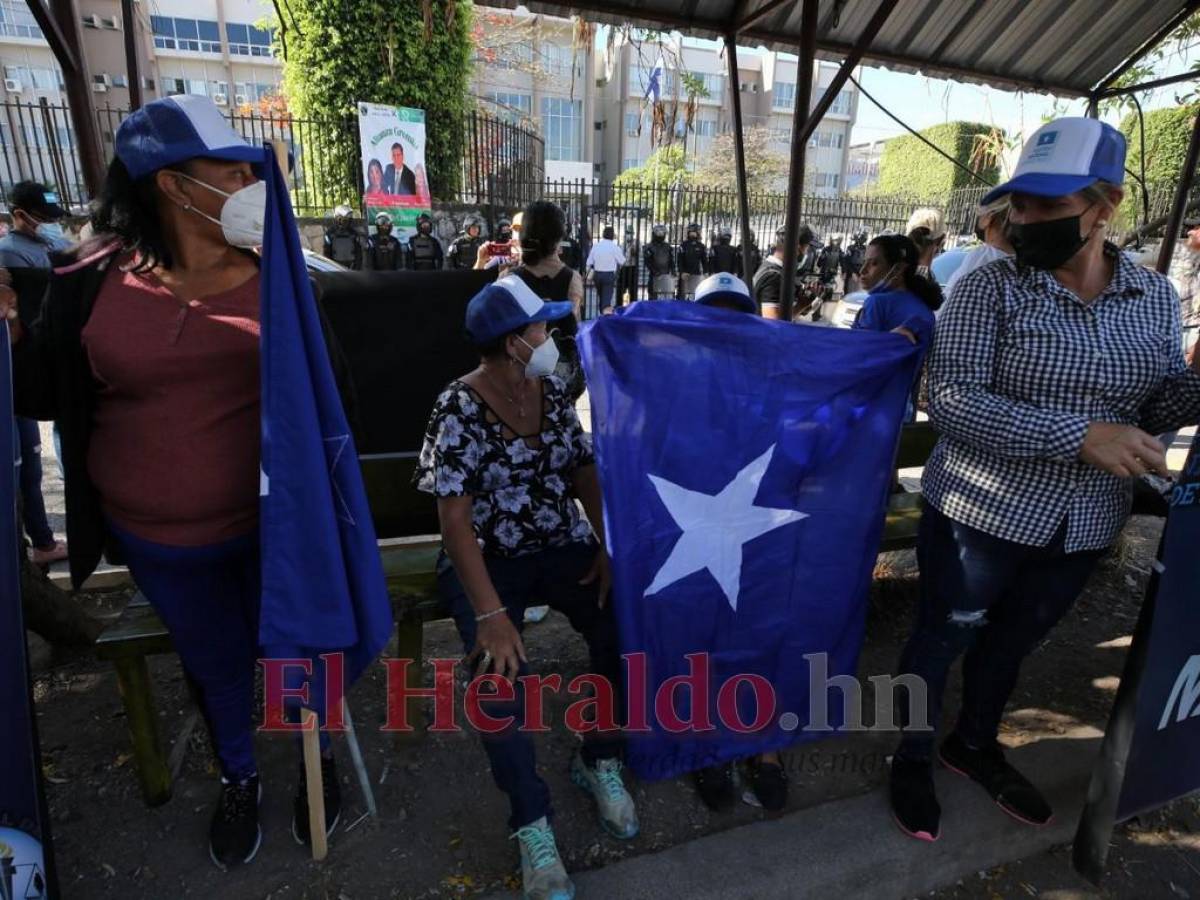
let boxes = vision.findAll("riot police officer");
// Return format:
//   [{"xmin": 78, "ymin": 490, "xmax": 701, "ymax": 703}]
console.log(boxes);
[
  {"xmin": 644, "ymin": 224, "xmax": 676, "ymax": 299},
  {"xmin": 618, "ymin": 224, "xmax": 639, "ymax": 304},
  {"xmin": 709, "ymin": 226, "xmax": 740, "ymax": 276},
  {"xmin": 676, "ymin": 222, "xmax": 708, "ymax": 299},
  {"xmin": 407, "ymin": 213, "xmax": 444, "ymax": 271},
  {"xmin": 449, "ymin": 215, "xmax": 486, "ymax": 269},
  {"xmin": 496, "ymin": 217, "xmax": 514, "ymax": 245},
  {"xmin": 559, "ymin": 218, "xmax": 583, "ymax": 270},
  {"xmin": 367, "ymin": 212, "xmax": 404, "ymax": 270},
  {"xmin": 324, "ymin": 204, "xmax": 363, "ymax": 269},
  {"xmin": 842, "ymin": 230, "xmax": 867, "ymax": 294},
  {"xmin": 816, "ymin": 235, "xmax": 843, "ymax": 301}
]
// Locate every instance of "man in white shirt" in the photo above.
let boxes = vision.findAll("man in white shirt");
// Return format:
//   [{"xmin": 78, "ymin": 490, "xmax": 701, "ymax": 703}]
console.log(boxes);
[
  {"xmin": 586, "ymin": 225, "xmax": 626, "ymax": 313},
  {"xmin": 942, "ymin": 200, "xmax": 1013, "ymax": 304}
]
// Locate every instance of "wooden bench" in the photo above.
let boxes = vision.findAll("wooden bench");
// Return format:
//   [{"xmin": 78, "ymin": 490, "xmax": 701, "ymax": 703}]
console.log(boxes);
[{"xmin": 92, "ymin": 422, "xmax": 936, "ymax": 807}]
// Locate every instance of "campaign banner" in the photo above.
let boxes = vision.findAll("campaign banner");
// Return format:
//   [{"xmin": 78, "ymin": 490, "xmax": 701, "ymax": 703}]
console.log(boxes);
[
  {"xmin": 0, "ymin": 321, "xmax": 53, "ymax": 899},
  {"xmin": 1074, "ymin": 434, "xmax": 1200, "ymax": 882},
  {"xmin": 357, "ymin": 102, "xmax": 431, "ymax": 239}
]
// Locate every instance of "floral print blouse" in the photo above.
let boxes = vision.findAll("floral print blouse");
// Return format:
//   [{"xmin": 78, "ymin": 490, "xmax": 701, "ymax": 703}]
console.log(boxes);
[{"xmin": 414, "ymin": 375, "xmax": 595, "ymax": 557}]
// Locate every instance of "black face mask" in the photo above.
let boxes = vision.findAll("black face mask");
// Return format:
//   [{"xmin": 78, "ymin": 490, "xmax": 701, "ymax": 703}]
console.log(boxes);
[
  {"xmin": 974, "ymin": 224, "xmax": 986, "ymax": 242},
  {"xmin": 1006, "ymin": 207, "xmax": 1092, "ymax": 270}
]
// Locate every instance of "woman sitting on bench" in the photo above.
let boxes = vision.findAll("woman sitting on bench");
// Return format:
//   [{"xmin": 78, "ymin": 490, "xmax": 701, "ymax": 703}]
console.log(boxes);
[
  {"xmin": 3, "ymin": 96, "xmax": 350, "ymax": 870},
  {"xmin": 415, "ymin": 271, "xmax": 636, "ymax": 900}
]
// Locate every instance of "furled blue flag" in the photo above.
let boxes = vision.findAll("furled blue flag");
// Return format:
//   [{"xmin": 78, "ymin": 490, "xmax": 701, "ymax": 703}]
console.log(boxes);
[
  {"xmin": 258, "ymin": 147, "xmax": 392, "ymax": 700},
  {"xmin": 578, "ymin": 302, "xmax": 922, "ymax": 780},
  {"xmin": 1, "ymin": 321, "xmax": 52, "ymax": 894}
]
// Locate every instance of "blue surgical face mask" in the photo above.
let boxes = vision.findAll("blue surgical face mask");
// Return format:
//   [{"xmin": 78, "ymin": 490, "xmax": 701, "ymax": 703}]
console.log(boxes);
[
  {"xmin": 36, "ymin": 222, "xmax": 65, "ymax": 243},
  {"xmin": 868, "ymin": 264, "xmax": 900, "ymax": 293}
]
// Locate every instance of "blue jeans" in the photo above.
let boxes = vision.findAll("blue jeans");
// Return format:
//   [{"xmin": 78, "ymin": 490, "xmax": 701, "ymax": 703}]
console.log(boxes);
[
  {"xmin": 439, "ymin": 540, "xmax": 624, "ymax": 829},
  {"xmin": 109, "ymin": 522, "xmax": 329, "ymax": 780},
  {"xmin": 16, "ymin": 417, "xmax": 54, "ymax": 549},
  {"xmin": 894, "ymin": 504, "xmax": 1104, "ymax": 762},
  {"xmin": 593, "ymin": 270, "xmax": 617, "ymax": 312}
]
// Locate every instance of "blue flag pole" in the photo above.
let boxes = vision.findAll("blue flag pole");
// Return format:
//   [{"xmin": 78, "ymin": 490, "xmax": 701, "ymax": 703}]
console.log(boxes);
[{"xmin": 0, "ymin": 320, "xmax": 57, "ymax": 899}]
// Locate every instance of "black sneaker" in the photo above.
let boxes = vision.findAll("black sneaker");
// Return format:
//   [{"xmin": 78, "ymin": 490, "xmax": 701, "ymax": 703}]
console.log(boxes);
[
  {"xmin": 939, "ymin": 733, "xmax": 1053, "ymax": 826},
  {"xmin": 292, "ymin": 753, "xmax": 342, "ymax": 846},
  {"xmin": 209, "ymin": 774, "xmax": 262, "ymax": 870},
  {"xmin": 692, "ymin": 763, "xmax": 735, "ymax": 812},
  {"xmin": 890, "ymin": 756, "xmax": 940, "ymax": 842},
  {"xmin": 745, "ymin": 759, "xmax": 788, "ymax": 812}
]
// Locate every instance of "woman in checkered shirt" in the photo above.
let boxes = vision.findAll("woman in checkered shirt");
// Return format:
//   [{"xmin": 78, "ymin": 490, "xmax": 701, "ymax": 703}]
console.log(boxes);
[{"xmin": 889, "ymin": 118, "xmax": 1200, "ymax": 844}]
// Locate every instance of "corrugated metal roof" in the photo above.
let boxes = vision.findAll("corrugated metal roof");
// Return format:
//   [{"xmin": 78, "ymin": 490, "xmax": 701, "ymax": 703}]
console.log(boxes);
[{"xmin": 477, "ymin": 0, "xmax": 1195, "ymax": 98}]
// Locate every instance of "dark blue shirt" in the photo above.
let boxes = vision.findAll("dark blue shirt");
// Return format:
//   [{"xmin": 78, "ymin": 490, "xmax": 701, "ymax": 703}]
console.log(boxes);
[
  {"xmin": 853, "ymin": 286, "xmax": 936, "ymax": 347},
  {"xmin": 0, "ymin": 230, "xmax": 64, "ymax": 269}
]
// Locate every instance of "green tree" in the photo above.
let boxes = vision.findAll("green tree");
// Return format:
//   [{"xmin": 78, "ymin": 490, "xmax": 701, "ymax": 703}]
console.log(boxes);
[
  {"xmin": 278, "ymin": 0, "xmax": 473, "ymax": 207},
  {"xmin": 876, "ymin": 121, "xmax": 1000, "ymax": 197},
  {"xmin": 612, "ymin": 144, "xmax": 692, "ymax": 220},
  {"xmin": 1118, "ymin": 103, "xmax": 1200, "ymax": 233}
]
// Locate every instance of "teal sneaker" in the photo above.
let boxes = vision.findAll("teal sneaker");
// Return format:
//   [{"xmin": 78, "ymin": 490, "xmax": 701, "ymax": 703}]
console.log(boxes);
[
  {"xmin": 569, "ymin": 751, "xmax": 639, "ymax": 839},
  {"xmin": 511, "ymin": 816, "xmax": 574, "ymax": 900}
]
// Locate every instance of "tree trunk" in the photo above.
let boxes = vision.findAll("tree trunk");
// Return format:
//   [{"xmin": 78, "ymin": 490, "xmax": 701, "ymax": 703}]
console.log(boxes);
[{"xmin": 17, "ymin": 543, "xmax": 103, "ymax": 648}]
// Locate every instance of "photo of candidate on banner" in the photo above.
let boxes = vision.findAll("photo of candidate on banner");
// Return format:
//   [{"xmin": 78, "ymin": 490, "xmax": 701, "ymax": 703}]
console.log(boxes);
[{"xmin": 357, "ymin": 102, "xmax": 431, "ymax": 240}]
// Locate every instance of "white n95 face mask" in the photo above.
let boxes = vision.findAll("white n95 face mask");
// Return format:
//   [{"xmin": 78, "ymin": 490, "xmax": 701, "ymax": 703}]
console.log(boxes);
[
  {"xmin": 175, "ymin": 173, "xmax": 267, "ymax": 248},
  {"xmin": 517, "ymin": 335, "xmax": 560, "ymax": 378}
]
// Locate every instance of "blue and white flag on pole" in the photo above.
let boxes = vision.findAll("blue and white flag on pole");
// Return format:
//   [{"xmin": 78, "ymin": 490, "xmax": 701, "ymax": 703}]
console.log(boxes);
[
  {"xmin": 578, "ymin": 302, "xmax": 921, "ymax": 780},
  {"xmin": 644, "ymin": 56, "xmax": 664, "ymax": 102},
  {"xmin": 258, "ymin": 147, "xmax": 391, "ymax": 689}
]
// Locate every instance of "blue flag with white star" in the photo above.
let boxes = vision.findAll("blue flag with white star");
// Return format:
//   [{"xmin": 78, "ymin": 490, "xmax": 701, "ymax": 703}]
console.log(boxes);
[
  {"xmin": 578, "ymin": 301, "xmax": 922, "ymax": 780},
  {"xmin": 258, "ymin": 147, "xmax": 391, "ymax": 691}
]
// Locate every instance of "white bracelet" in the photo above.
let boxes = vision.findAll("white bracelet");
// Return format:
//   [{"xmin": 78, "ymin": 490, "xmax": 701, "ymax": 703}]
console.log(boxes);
[{"xmin": 474, "ymin": 606, "xmax": 508, "ymax": 623}]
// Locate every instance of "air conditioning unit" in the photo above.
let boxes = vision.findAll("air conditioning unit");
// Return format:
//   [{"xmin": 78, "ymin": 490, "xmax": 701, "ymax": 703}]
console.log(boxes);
[
  {"xmin": 92, "ymin": 82, "xmax": 108, "ymax": 93},
  {"xmin": 3, "ymin": 79, "xmax": 21, "ymax": 93},
  {"xmin": 234, "ymin": 93, "xmax": 248, "ymax": 105},
  {"xmin": 105, "ymin": 15, "xmax": 121, "ymax": 30},
  {"xmin": 212, "ymin": 93, "xmax": 227, "ymax": 106},
  {"xmin": 82, "ymin": 13, "xmax": 101, "ymax": 28}
]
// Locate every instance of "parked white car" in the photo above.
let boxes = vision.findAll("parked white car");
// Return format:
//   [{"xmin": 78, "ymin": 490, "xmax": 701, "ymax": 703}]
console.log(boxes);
[{"xmin": 832, "ymin": 290, "xmax": 866, "ymax": 329}]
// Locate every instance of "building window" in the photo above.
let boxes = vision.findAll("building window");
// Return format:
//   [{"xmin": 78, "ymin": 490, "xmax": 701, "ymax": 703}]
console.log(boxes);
[
  {"xmin": 234, "ymin": 81, "xmax": 278, "ymax": 102},
  {"xmin": 0, "ymin": 0, "xmax": 43, "ymax": 39},
  {"xmin": 152, "ymin": 16, "xmax": 221, "ymax": 52},
  {"xmin": 773, "ymin": 81, "xmax": 795, "ymax": 109},
  {"xmin": 484, "ymin": 91, "xmax": 532, "ymax": 123},
  {"xmin": 690, "ymin": 72, "xmax": 724, "ymax": 98},
  {"xmin": 814, "ymin": 172, "xmax": 840, "ymax": 189},
  {"xmin": 163, "ymin": 77, "xmax": 185, "ymax": 95},
  {"xmin": 624, "ymin": 111, "xmax": 642, "ymax": 137},
  {"xmin": 827, "ymin": 89, "xmax": 852, "ymax": 115},
  {"xmin": 769, "ymin": 125, "xmax": 791, "ymax": 145},
  {"xmin": 540, "ymin": 96, "xmax": 582, "ymax": 161},
  {"xmin": 540, "ymin": 43, "xmax": 577, "ymax": 78},
  {"xmin": 694, "ymin": 118, "xmax": 718, "ymax": 138},
  {"xmin": 21, "ymin": 124, "xmax": 47, "ymax": 149},
  {"xmin": 111, "ymin": 74, "xmax": 128, "ymax": 88},
  {"xmin": 226, "ymin": 22, "xmax": 274, "ymax": 57},
  {"xmin": 621, "ymin": 157, "xmax": 641, "ymax": 171},
  {"xmin": 629, "ymin": 63, "xmax": 676, "ymax": 98}
]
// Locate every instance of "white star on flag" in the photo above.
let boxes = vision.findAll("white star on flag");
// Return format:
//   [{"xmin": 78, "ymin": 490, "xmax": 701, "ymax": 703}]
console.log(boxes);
[{"xmin": 645, "ymin": 444, "xmax": 808, "ymax": 611}]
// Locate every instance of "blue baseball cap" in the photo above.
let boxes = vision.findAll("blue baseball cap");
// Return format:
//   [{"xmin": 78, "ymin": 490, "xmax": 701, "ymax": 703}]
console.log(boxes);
[
  {"xmin": 465, "ymin": 274, "xmax": 574, "ymax": 344},
  {"xmin": 694, "ymin": 272, "xmax": 755, "ymax": 314},
  {"xmin": 981, "ymin": 117, "xmax": 1125, "ymax": 206},
  {"xmin": 115, "ymin": 95, "xmax": 268, "ymax": 180}
]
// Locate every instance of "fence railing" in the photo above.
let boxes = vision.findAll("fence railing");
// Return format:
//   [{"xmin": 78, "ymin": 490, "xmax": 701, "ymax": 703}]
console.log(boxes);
[{"xmin": 0, "ymin": 100, "xmax": 545, "ymax": 218}]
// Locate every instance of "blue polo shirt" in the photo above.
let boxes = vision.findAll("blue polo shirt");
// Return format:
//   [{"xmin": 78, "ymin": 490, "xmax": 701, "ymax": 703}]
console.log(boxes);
[{"xmin": 0, "ymin": 230, "xmax": 64, "ymax": 268}]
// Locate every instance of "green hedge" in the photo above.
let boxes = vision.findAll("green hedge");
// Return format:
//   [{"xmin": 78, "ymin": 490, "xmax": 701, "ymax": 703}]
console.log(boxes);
[
  {"xmin": 876, "ymin": 122, "xmax": 999, "ymax": 197},
  {"xmin": 1118, "ymin": 104, "xmax": 1199, "ymax": 232}
]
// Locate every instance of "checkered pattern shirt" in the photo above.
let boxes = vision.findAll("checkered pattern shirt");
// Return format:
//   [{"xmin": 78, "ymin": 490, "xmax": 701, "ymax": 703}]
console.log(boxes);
[{"xmin": 922, "ymin": 246, "xmax": 1200, "ymax": 552}]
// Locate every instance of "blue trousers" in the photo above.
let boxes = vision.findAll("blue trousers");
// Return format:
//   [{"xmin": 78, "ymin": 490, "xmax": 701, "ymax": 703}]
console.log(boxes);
[
  {"xmin": 439, "ymin": 540, "xmax": 624, "ymax": 829},
  {"xmin": 109, "ymin": 522, "xmax": 329, "ymax": 781},
  {"xmin": 593, "ymin": 270, "xmax": 617, "ymax": 312},
  {"xmin": 895, "ymin": 504, "xmax": 1104, "ymax": 762},
  {"xmin": 16, "ymin": 417, "xmax": 54, "ymax": 549}
]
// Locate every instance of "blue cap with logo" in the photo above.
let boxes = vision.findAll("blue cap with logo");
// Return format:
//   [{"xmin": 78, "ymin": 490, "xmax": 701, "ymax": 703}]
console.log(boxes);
[
  {"xmin": 115, "ymin": 95, "xmax": 268, "ymax": 180},
  {"xmin": 465, "ymin": 274, "xmax": 574, "ymax": 344},
  {"xmin": 693, "ymin": 272, "xmax": 756, "ymax": 314},
  {"xmin": 981, "ymin": 117, "xmax": 1125, "ymax": 206}
]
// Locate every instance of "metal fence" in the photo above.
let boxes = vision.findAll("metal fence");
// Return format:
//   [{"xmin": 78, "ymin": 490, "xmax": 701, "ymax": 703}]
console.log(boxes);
[
  {"xmin": 472, "ymin": 177, "xmax": 991, "ymax": 252},
  {"xmin": 0, "ymin": 100, "xmax": 545, "ymax": 217}
]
